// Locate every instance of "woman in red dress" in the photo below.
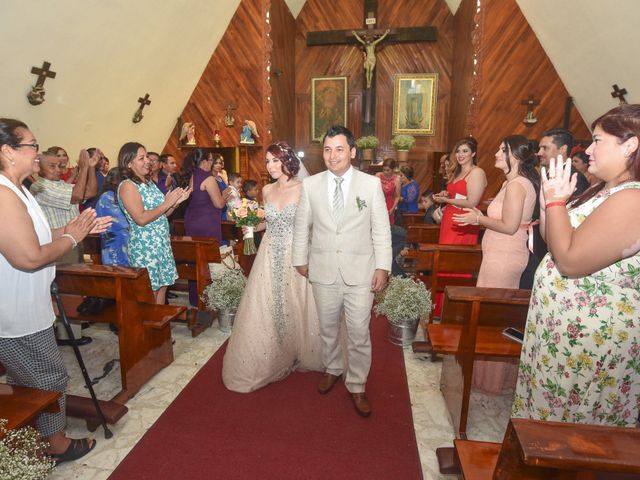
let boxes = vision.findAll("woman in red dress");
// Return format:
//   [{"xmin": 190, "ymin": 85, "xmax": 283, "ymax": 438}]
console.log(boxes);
[
  {"xmin": 431, "ymin": 137, "xmax": 487, "ymax": 316},
  {"xmin": 434, "ymin": 137, "xmax": 487, "ymax": 244},
  {"xmin": 376, "ymin": 158, "xmax": 401, "ymax": 225}
]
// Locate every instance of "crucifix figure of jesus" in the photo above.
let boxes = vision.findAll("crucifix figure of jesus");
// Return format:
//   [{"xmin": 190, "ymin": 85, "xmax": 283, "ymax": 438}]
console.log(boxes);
[
  {"xmin": 307, "ymin": 0, "xmax": 437, "ymax": 135},
  {"xmin": 352, "ymin": 29, "xmax": 390, "ymax": 89}
]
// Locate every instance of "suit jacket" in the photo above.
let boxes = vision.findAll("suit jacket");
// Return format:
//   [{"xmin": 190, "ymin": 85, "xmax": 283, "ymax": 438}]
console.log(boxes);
[{"xmin": 292, "ymin": 168, "xmax": 392, "ymax": 286}]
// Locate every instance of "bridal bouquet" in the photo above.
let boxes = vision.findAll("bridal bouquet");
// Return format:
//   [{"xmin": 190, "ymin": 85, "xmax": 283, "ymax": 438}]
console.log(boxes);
[{"xmin": 228, "ymin": 198, "xmax": 265, "ymax": 255}]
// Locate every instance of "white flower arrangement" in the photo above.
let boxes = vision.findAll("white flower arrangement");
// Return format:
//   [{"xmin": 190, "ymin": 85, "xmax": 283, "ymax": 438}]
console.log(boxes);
[
  {"xmin": 202, "ymin": 268, "xmax": 247, "ymax": 311},
  {"xmin": 0, "ymin": 419, "xmax": 55, "ymax": 479},
  {"xmin": 375, "ymin": 276, "xmax": 432, "ymax": 323}
]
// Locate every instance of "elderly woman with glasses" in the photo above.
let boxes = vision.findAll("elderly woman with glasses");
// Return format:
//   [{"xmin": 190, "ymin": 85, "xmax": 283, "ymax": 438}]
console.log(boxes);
[{"xmin": 0, "ymin": 118, "xmax": 111, "ymax": 464}]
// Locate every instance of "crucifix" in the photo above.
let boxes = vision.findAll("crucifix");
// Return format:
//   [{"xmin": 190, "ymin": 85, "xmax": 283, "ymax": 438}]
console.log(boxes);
[
  {"xmin": 521, "ymin": 94, "xmax": 539, "ymax": 126},
  {"xmin": 611, "ymin": 84, "xmax": 628, "ymax": 105},
  {"xmin": 307, "ymin": 0, "xmax": 437, "ymax": 136},
  {"xmin": 27, "ymin": 61, "xmax": 57, "ymax": 105},
  {"xmin": 132, "ymin": 93, "xmax": 151, "ymax": 123}
]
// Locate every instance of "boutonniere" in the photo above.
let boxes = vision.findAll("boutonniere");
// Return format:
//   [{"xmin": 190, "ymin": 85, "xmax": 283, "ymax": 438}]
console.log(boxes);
[{"xmin": 356, "ymin": 196, "xmax": 367, "ymax": 211}]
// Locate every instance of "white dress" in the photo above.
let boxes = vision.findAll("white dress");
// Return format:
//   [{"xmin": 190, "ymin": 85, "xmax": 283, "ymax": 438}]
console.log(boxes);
[{"xmin": 222, "ymin": 202, "xmax": 323, "ymax": 392}]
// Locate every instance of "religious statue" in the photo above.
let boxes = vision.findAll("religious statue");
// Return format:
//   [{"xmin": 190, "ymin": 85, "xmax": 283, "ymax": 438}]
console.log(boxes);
[
  {"xmin": 179, "ymin": 122, "xmax": 196, "ymax": 146},
  {"xmin": 240, "ymin": 120, "xmax": 259, "ymax": 144},
  {"xmin": 352, "ymin": 29, "xmax": 390, "ymax": 89}
]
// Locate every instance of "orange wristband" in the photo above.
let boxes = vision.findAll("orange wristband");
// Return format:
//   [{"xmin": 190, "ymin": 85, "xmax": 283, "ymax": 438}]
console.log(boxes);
[{"xmin": 545, "ymin": 201, "xmax": 566, "ymax": 209}]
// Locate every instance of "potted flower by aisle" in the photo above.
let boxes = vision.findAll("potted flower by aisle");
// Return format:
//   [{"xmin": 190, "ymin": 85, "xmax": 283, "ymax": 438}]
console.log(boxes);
[
  {"xmin": 391, "ymin": 134, "xmax": 416, "ymax": 165},
  {"xmin": 355, "ymin": 135, "xmax": 379, "ymax": 166},
  {"xmin": 203, "ymin": 268, "xmax": 246, "ymax": 333},
  {"xmin": 375, "ymin": 276, "xmax": 432, "ymax": 346}
]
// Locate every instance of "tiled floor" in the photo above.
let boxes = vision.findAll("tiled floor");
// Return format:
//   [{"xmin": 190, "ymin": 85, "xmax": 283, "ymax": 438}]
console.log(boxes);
[{"xmin": 4, "ymin": 299, "xmax": 512, "ymax": 479}]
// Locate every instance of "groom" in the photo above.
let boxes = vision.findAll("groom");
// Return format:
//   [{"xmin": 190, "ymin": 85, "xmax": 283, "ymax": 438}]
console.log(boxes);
[{"xmin": 292, "ymin": 125, "xmax": 391, "ymax": 417}]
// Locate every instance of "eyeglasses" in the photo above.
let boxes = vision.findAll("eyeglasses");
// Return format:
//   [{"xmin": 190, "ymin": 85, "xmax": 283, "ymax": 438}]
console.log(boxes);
[{"xmin": 13, "ymin": 143, "xmax": 39, "ymax": 152}]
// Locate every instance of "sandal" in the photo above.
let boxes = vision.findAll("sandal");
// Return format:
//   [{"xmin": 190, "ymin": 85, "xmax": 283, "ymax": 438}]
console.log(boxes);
[{"xmin": 50, "ymin": 438, "xmax": 96, "ymax": 465}]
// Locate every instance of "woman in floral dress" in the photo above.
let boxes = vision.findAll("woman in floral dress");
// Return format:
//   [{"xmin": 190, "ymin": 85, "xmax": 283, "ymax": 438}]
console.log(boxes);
[
  {"xmin": 512, "ymin": 104, "xmax": 640, "ymax": 427},
  {"xmin": 117, "ymin": 142, "xmax": 191, "ymax": 304}
]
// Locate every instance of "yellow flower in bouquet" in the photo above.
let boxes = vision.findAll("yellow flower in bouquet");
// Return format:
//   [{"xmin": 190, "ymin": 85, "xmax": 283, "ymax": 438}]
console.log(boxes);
[{"xmin": 229, "ymin": 198, "xmax": 264, "ymax": 254}]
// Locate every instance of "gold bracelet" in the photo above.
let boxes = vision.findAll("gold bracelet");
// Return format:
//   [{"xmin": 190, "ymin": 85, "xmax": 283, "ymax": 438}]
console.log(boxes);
[{"xmin": 61, "ymin": 233, "xmax": 77, "ymax": 249}]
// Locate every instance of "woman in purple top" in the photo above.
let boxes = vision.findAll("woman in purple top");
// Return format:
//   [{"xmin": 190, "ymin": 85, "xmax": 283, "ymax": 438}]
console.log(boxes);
[{"xmin": 182, "ymin": 149, "xmax": 226, "ymax": 305}]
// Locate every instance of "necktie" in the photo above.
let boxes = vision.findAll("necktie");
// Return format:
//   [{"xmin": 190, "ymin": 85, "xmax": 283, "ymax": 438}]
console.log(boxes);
[{"xmin": 333, "ymin": 177, "xmax": 344, "ymax": 223}]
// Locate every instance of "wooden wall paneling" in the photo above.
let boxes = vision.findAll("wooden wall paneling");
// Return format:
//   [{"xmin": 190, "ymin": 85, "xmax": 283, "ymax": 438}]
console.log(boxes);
[
  {"xmin": 465, "ymin": 0, "xmax": 591, "ymax": 199},
  {"xmin": 447, "ymin": 0, "xmax": 477, "ymax": 147},
  {"xmin": 161, "ymin": 0, "xmax": 270, "ymax": 193},
  {"xmin": 269, "ymin": 0, "xmax": 296, "ymax": 146},
  {"xmin": 295, "ymin": 0, "xmax": 454, "ymax": 195}
]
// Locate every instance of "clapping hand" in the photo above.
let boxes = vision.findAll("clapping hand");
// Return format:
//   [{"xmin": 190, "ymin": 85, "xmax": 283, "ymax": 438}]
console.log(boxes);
[
  {"xmin": 541, "ymin": 155, "xmax": 577, "ymax": 205},
  {"xmin": 165, "ymin": 187, "xmax": 192, "ymax": 209},
  {"xmin": 452, "ymin": 207, "xmax": 481, "ymax": 226},
  {"xmin": 64, "ymin": 208, "xmax": 98, "ymax": 243},
  {"xmin": 87, "ymin": 148, "xmax": 103, "ymax": 168}
]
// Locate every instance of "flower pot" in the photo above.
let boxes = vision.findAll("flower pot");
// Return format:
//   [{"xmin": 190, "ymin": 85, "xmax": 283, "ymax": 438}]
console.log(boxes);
[
  {"xmin": 396, "ymin": 150, "xmax": 409, "ymax": 164},
  {"xmin": 361, "ymin": 148, "xmax": 374, "ymax": 161},
  {"xmin": 387, "ymin": 317, "xmax": 419, "ymax": 346},
  {"xmin": 217, "ymin": 308, "xmax": 237, "ymax": 333}
]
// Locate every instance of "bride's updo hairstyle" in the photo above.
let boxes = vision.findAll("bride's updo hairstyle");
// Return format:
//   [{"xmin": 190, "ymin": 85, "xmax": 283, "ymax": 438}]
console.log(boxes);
[{"xmin": 266, "ymin": 141, "xmax": 300, "ymax": 179}]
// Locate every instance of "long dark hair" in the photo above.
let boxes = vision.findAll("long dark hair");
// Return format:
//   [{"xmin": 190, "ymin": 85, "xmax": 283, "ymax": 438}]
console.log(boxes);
[
  {"xmin": 572, "ymin": 104, "xmax": 640, "ymax": 208},
  {"xmin": 502, "ymin": 135, "xmax": 540, "ymax": 192},
  {"xmin": 181, "ymin": 148, "xmax": 211, "ymax": 181},
  {"xmin": 118, "ymin": 142, "xmax": 146, "ymax": 184},
  {"xmin": 100, "ymin": 167, "xmax": 123, "ymax": 204}
]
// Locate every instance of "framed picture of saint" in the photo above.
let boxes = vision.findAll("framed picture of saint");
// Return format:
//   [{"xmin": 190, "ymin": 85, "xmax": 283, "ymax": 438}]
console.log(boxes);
[
  {"xmin": 311, "ymin": 76, "xmax": 348, "ymax": 142},
  {"xmin": 392, "ymin": 73, "xmax": 438, "ymax": 136}
]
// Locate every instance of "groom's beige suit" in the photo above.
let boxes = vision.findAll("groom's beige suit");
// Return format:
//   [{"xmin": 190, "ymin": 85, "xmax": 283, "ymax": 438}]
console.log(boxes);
[{"xmin": 292, "ymin": 167, "xmax": 391, "ymax": 393}]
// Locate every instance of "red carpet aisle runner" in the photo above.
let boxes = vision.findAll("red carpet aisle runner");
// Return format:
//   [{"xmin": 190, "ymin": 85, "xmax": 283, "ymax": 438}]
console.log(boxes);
[{"xmin": 109, "ymin": 315, "xmax": 423, "ymax": 480}]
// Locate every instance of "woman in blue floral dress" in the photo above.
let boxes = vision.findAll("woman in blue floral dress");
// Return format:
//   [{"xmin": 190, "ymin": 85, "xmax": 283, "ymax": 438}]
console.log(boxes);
[
  {"xmin": 95, "ymin": 168, "xmax": 129, "ymax": 266},
  {"xmin": 117, "ymin": 142, "xmax": 191, "ymax": 304},
  {"xmin": 512, "ymin": 104, "xmax": 640, "ymax": 427}
]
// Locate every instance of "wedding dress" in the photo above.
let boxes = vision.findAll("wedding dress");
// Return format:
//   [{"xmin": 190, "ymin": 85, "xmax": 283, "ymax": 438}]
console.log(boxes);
[{"xmin": 222, "ymin": 203, "xmax": 323, "ymax": 392}]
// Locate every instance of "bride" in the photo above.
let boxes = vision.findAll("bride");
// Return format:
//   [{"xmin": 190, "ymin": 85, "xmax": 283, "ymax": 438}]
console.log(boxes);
[{"xmin": 222, "ymin": 142, "xmax": 323, "ymax": 392}]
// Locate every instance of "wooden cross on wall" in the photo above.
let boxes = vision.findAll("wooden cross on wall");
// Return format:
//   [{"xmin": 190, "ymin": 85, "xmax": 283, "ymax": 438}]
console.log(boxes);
[
  {"xmin": 132, "ymin": 93, "xmax": 151, "ymax": 123},
  {"xmin": 307, "ymin": 0, "xmax": 437, "ymax": 136},
  {"xmin": 611, "ymin": 84, "xmax": 628, "ymax": 105},
  {"xmin": 27, "ymin": 61, "xmax": 57, "ymax": 105}
]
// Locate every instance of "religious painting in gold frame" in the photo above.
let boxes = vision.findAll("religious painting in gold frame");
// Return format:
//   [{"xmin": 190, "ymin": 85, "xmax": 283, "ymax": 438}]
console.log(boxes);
[
  {"xmin": 392, "ymin": 73, "xmax": 438, "ymax": 136},
  {"xmin": 311, "ymin": 76, "xmax": 348, "ymax": 142}
]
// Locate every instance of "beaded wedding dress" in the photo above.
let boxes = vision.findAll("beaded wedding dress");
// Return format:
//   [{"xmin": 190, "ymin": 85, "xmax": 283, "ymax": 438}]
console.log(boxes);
[{"xmin": 222, "ymin": 203, "xmax": 323, "ymax": 392}]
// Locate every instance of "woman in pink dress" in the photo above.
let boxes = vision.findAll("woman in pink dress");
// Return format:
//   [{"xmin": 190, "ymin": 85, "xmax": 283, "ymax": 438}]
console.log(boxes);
[
  {"xmin": 454, "ymin": 135, "xmax": 539, "ymax": 393},
  {"xmin": 375, "ymin": 158, "xmax": 401, "ymax": 225}
]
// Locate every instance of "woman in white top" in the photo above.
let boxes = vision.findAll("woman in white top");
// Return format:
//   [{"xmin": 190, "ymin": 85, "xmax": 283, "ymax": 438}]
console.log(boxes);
[{"xmin": 0, "ymin": 118, "xmax": 110, "ymax": 464}]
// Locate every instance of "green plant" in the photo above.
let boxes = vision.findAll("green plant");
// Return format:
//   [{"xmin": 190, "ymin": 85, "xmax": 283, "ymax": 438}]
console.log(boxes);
[
  {"xmin": 355, "ymin": 135, "xmax": 379, "ymax": 149},
  {"xmin": 0, "ymin": 419, "xmax": 55, "ymax": 480},
  {"xmin": 203, "ymin": 268, "xmax": 246, "ymax": 311},
  {"xmin": 391, "ymin": 134, "xmax": 416, "ymax": 151},
  {"xmin": 375, "ymin": 276, "xmax": 432, "ymax": 323}
]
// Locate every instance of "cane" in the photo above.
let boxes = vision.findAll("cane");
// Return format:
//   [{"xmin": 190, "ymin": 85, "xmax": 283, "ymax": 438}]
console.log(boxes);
[{"xmin": 51, "ymin": 281, "xmax": 113, "ymax": 439}]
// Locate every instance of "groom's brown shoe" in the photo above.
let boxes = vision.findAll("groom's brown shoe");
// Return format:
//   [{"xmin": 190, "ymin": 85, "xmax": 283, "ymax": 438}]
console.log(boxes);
[
  {"xmin": 350, "ymin": 393, "xmax": 371, "ymax": 417},
  {"xmin": 317, "ymin": 373, "xmax": 340, "ymax": 394}
]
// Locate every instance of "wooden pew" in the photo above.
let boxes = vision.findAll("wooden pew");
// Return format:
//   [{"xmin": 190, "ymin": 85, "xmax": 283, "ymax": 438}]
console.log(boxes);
[
  {"xmin": 171, "ymin": 235, "xmax": 221, "ymax": 336},
  {"xmin": 0, "ymin": 383, "xmax": 60, "ymax": 433},
  {"xmin": 54, "ymin": 264, "xmax": 186, "ymax": 404},
  {"xmin": 410, "ymin": 244, "xmax": 483, "ymax": 356},
  {"xmin": 406, "ymin": 224, "xmax": 441, "ymax": 245},
  {"xmin": 171, "ymin": 219, "xmax": 251, "ymax": 273},
  {"xmin": 430, "ymin": 286, "xmax": 530, "ymax": 441},
  {"xmin": 454, "ymin": 418, "xmax": 640, "ymax": 479},
  {"xmin": 402, "ymin": 212, "xmax": 426, "ymax": 226}
]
